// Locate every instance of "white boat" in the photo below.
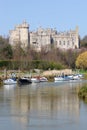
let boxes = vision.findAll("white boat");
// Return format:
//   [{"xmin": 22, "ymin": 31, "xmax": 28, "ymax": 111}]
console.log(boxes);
[
  {"xmin": 54, "ymin": 73, "xmax": 84, "ymax": 82},
  {"xmin": 54, "ymin": 76, "xmax": 65, "ymax": 82},
  {"xmin": 72, "ymin": 74, "xmax": 83, "ymax": 80},
  {"xmin": 76, "ymin": 74, "xmax": 84, "ymax": 79},
  {"xmin": 67, "ymin": 75, "xmax": 74, "ymax": 80},
  {"xmin": 3, "ymin": 78, "xmax": 17, "ymax": 85},
  {"xmin": 73, "ymin": 75, "xmax": 80, "ymax": 80},
  {"xmin": 31, "ymin": 76, "xmax": 48, "ymax": 83},
  {"xmin": 31, "ymin": 77, "xmax": 40, "ymax": 83},
  {"xmin": 68, "ymin": 74, "xmax": 83, "ymax": 80},
  {"xmin": 39, "ymin": 77, "xmax": 48, "ymax": 82}
]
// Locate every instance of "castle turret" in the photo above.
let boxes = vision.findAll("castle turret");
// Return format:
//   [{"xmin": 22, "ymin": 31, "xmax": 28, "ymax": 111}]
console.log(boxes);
[{"xmin": 9, "ymin": 21, "xmax": 29, "ymax": 49}]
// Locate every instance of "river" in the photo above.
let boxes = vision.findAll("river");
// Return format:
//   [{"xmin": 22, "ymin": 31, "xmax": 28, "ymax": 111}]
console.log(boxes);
[{"xmin": 0, "ymin": 80, "xmax": 87, "ymax": 130}]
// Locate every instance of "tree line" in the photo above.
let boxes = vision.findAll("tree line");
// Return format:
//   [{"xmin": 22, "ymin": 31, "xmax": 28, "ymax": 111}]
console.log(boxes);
[{"xmin": 0, "ymin": 35, "xmax": 87, "ymax": 70}]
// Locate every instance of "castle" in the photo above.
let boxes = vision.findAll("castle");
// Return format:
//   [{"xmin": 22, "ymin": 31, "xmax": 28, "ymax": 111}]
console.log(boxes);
[{"xmin": 9, "ymin": 21, "xmax": 79, "ymax": 51}]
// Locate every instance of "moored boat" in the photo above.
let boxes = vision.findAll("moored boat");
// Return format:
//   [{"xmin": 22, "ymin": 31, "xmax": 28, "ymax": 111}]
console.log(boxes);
[
  {"xmin": 39, "ymin": 77, "xmax": 48, "ymax": 82},
  {"xmin": 54, "ymin": 75, "xmax": 70, "ymax": 82},
  {"xmin": 68, "ymin": 74, "xmax": 84, "ymax": 80},
  {"xmin": 31, "ymin": 77, "xmax": 40, "ymax": 83},
  {"xmin": 18, "ymin": 77, "xmax": 32, "ymax": 85},
  {"xmin": 3, "ymin": 78, "xmax": 17, "ymax": 85},
  {"xmin": 54, "ymin": 73, "xmax": 84, "ymax": 82},
  {"xmin": 31, "ymin": 76, "xmax": 48, "ymax": 83}
]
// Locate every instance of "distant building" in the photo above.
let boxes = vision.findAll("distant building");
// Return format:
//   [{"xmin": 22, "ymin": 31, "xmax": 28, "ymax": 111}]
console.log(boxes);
[{"xmin": 9, "ymin": 21, "xmax": 79, "ymax": 51}]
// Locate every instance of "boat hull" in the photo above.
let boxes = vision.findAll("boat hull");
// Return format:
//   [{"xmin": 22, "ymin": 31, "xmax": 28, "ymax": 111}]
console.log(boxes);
[
  {"xmin": 18, "ymin": 78, "xmax": 32, "ymax": 85},
  {"xmin": 3, "ymin": 78, "xmax": 17, "ymax": 85},
  {"xmin": 31, "ymin": 78, "xmax": 40, "ymax": 83}
]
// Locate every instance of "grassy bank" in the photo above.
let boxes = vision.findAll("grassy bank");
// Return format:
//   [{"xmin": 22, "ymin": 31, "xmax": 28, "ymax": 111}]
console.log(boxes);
[
  {"xmin": 78, "ymin": 86, "xmax": 87, "ymax": 100},
  {"xmin": 79, "ymin": 70, "xmax": 87, "ymax": 79}
]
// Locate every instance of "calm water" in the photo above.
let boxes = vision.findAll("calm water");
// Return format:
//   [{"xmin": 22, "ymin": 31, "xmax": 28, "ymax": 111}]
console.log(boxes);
[{"xmin": 0, "ymin": 80, "xmax": 87, "ymax": 130}]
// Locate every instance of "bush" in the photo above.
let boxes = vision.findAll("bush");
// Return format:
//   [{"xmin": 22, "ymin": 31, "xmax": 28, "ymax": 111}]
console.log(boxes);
[
  {"xmin": 78, "ymin": 86, "xmax": 87, "ymax": 99},
  {"xmin": 0, "ymin": 60, "xmax": 9, "ymax": 67},
  {"xmin": 0, "ymin": 60, "xmax": 65, "ymax": 70}
]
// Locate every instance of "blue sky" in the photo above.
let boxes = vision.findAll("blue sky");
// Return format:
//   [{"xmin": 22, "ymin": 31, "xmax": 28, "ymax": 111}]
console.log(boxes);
[{"xmin": 0, "ymin": 0, "xmax": 87, "ymax": 38}]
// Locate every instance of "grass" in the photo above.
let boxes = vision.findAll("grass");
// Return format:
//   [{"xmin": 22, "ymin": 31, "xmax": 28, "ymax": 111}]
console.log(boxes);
[{"xmin": 78, "ymin": 85, "xmax": 87, "ymax": 100}]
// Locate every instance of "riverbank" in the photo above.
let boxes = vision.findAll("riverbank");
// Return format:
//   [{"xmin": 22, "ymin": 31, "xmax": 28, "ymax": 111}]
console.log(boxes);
[
  {"xmin": 78, "ymin": 85, "xmax": 87, "ymax": 101},
  {"xmin": 0, "ymin": 68, "xmax": 86, "ymax": 83},
  {"xmin": 0, "ymin": 69, "xmax": 72, "ymax": 79}
]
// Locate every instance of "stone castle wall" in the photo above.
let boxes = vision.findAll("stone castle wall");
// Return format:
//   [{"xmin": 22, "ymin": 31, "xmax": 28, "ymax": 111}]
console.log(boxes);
[{"xmin": 9, "ymin": 22, "xmax": 79, "ymax": 51}]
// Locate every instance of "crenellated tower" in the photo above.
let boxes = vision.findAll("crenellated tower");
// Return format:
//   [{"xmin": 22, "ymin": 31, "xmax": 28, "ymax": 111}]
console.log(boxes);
[{"xmin": 9, "ymin": 21, "xmax": 29, "ymax": 49}]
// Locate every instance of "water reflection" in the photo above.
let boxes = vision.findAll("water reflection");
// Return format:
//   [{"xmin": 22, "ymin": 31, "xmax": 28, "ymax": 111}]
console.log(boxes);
[
  {"xmin": 0, "ymin": 81, "xmax": 87, "ymax": 130},
  {"xmin": 4, "ymin": 84, "xmax": 17, "ymax": 88}
]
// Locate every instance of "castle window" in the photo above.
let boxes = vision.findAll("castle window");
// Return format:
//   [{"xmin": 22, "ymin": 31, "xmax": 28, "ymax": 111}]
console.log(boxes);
[
  {"xmin": 63, "ymin": 41, "xmax": 65, "ymax": 45},
  {"xmin": 55, "ymin": 41, "xmax": 57, "ymax": 45},
  {"xmin": 67, "ymin": 41, "xmax": 69, "ymax": 46},
  {"xmin": 59, "ymin": 41, "xmax": 61, "ymax": 45},
  {"xmin": 72, "ymin": 42, "xmax": 74, "ymax": 45},
  {"xmin": 51, "ymin": 38, "xmax": 54, "ymax": 44},
  {"xmin": 33, "ymin": 42, "xmax": 36, "ymax": 44}
]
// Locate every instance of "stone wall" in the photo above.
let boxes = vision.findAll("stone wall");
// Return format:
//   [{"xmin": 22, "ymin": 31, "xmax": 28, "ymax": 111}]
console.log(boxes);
[{"xmin": 9, "ymin": 22, "xmax": 79, "ymax": 51}]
